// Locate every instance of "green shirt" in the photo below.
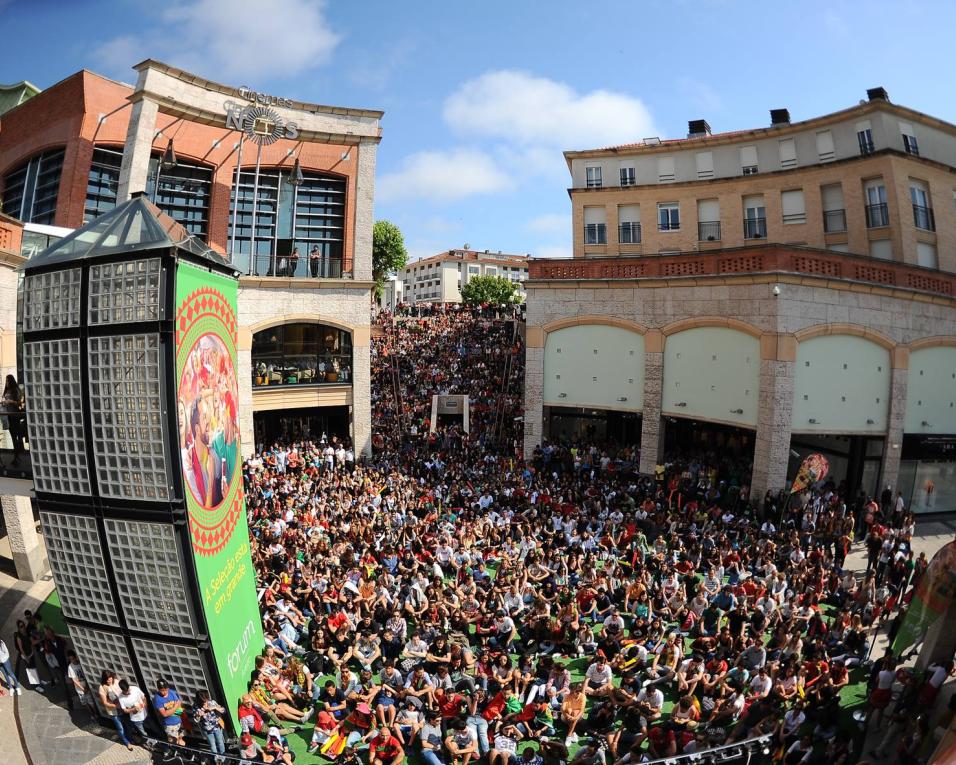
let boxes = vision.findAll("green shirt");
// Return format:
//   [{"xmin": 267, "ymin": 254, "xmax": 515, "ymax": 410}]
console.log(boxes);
[{"xmin": 211, "ymin": 431, "xmax": 238, "ymax": 482}]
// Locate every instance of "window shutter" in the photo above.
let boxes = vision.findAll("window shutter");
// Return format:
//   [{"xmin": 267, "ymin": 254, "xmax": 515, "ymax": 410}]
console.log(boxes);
[
  {"xmin": 778, "ymin": 138, "xmax": 797, "ymax": 168},
  {"xmin": 781, "ymin": 190, "xmax": 806, "ymax": 223},
  {"xmin": 696, "ymin": 152, "xmax": 714, "ymax": 179},
  {"xmin": 697, "ymin": 199, "xmax": 719, "ymax": 221},
  {"xmin": 584, "ymin": 206, "xmax": 606, "ymax": 225},
  {"xmin": 658, "ymin": 156, "xmax": 675, "ymax": 182},
  {"xmin": 618, "ymin": 204, "xmax": 640, "ymax": 224},
  {"xmin": 821, "ymin": 184, "xmax": 844, "ymax": 211},
  {"xmin": 740, "ymin": 145, "xmax": 758, "ymax": 167},
  {"xmin": 816, "ymin": 130, "xmax": 835, "ymax": 161}
]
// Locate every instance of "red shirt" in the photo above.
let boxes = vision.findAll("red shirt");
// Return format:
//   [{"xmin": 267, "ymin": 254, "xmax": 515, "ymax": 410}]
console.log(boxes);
[
  {"xmin": 438, "ymin": 693, "xmax": 465, "ymax": 718},
  {"xmin": 369, "ymin": 734, "xmax": 402, "ymax": 761}
]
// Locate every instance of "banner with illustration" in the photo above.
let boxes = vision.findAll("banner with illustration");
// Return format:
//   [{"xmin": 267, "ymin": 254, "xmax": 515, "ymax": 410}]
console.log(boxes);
[
  {"xmin": 892, "ymin": 540, "xmax": 956, "ymax": 654},
  {"xmin": 790, "ymin": 453, "xmax": 830, "ymax": 494},
  {"xmin": 175, "ymin": 262, "xmax": 263, "ymax": 730}
]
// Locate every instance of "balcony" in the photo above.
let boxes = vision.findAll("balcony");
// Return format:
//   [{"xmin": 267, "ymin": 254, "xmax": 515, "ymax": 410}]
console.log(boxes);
[
  {"xmin": 527, "ymin": 244, "xmax": 956, "ymax": 300},
  {"xmin": 913, "ymin": 204, "xmax": 935, "ymax": 232},
  {"xmin": 743, "ymin": 217, "xmax": 767, "ymax": 239},
  {"xmin": 232, "ymin": 252, "xmax": 347, "ymax": 279},
  {"xmin": 618, "ymin": 222, "xmax": 642, "ymax": 244},
  {"xmin": 823, "ymin": 209, "xmax": 847, "ymax": 233},
  {"xmin": 865, "ymin": 203, "xmax": 889, "ymax": 228},
  {"xmin": 698, "ymin": 221, "xmax": 721, "ymax": 242}
]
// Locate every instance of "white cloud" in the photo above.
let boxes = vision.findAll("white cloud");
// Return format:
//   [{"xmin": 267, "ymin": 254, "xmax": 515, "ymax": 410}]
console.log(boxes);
[
  {"xmin": 443, "ymin": 70, "xmax": 656, "ymax": 149},
  {"xmin": 377, "ymin": 148, "xmax": 510, "ymax": 203},
  {"xmin": 95, "ymin": 0, "xmax": 340, "ymax": 81},
  {"xmin": 526, "ymin": 213, "xmax": 570, "ymax": 236},
  {"xmin": 535, "ymin": 244, "xmax": 573, "ymax": 260}
]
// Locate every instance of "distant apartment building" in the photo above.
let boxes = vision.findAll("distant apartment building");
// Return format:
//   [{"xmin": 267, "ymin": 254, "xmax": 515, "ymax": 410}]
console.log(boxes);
[{"xmin": 401, "ymin": 248, "xmax": 529, "ymax": 304}]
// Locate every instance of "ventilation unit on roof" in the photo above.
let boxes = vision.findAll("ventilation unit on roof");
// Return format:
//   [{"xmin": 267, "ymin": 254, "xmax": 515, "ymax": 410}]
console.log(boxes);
[
  {"xmin": 643, "ymin": 137, "xmax": 661, "ymax": 146},
  {"xmin": 867, "ymin": 87, "xmax": 890, "ymax": 102},
  {"xmin": 770, "ymin": 108, "xmax": 790, "ymax": 125},
  {"xmin": 687, "ymin": 119, "xmax": 711, "ymax": 138}
]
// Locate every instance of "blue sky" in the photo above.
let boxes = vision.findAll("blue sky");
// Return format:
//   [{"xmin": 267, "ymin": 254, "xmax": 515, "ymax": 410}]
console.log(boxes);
[{"xmin": 2, "ymin": 0, "xmax": 956, "ymax": 261}]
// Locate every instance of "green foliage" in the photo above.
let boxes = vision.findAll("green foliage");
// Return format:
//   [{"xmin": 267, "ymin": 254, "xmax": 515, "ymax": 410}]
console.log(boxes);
[
  {"xmin": 460, "ymin": 274, "xmax": 523, "ymax": 306},
  {"xmin": 372, "ymin": 220, "xmax": 408, "ymax": 298}
]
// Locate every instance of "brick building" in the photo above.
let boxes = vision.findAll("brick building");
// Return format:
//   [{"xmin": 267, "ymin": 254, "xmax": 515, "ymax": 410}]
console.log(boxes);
[
  {"xmin": 525, "ymin": 88, "xmax": 956, "ymax": 512},
  {"xmin": 0, "ymin": 60, "xmax": 381, "ymax": 476}
]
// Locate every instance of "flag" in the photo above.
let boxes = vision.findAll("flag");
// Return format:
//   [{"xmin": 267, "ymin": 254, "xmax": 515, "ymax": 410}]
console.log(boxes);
[
  {"xmin": 790, "ymin": 453, "xmax": 829, "ymax": 494},
  {"xmin": 891, "ymin": 540, "xmax": 956, "ymax": 654}
]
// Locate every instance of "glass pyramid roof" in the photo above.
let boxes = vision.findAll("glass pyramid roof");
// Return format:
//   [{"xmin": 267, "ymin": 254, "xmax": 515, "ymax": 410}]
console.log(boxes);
[{"xmin": 26, "ymin": 194, "xmax": 230, "ymax": 269}]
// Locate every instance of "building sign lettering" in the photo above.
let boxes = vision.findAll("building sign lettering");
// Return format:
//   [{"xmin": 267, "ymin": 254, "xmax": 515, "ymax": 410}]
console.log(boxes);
[
  {"xmin": 225, "ymin": 102, "xmax": 300, "ymax": 145},
  {"xmin": 237, "ymin": 87, "xmax": 294, "ymax": 109}
]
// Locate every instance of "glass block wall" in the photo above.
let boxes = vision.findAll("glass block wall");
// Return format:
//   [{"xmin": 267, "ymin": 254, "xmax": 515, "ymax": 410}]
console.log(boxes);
[
  {"xmin": 23, "ymin": 268, "xmax": 82, "ymax": 331},
  {"xmin": 23, "ymin": 339, "xmax": 90, "ymax": 495},
  {"xmin": 104, "ymin": 519, "xmax": 197, "ymax": 637},
  {"xmin": 88, "ymin": 333, "xmax": 170, "ymax": 500},
  {"xmin": 132, "ymin": 638, "xmax": 214, "ymax": 701},
  {"xmin": 89, "ymin": 258, "xmax": 163, "ymax": 325},
  {"xmin": 70, "ymin": 624, "xmax": 137, "ymax": 714},
  {"xmin": 40, "ymin": 512, "xmax": 117, "ymax": 623}
]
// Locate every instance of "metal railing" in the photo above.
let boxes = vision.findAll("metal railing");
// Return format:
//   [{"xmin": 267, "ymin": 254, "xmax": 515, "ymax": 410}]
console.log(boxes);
[
  {"xmin": 823, "ymin": 208, "xmax": 847, "ymax": 233},
  {"xmin": 698, "ymin": 220, "xmax": 721, "ymax": 241},
  {"xmin": 231, "ymin": 252, "xmax": 345, "ymax": 278},
  {"xmin": 913, "ymin": 204, "xmax": 935, "ymax": 231},
  {"xmin": 743, "ymin": 217, "xmax": 767, "ymax": 239},
  {"xmin": 658, "ymin": 219, "xmax": 680, "ymax": 232},
  {"xmin": 865, "ymin": 202, "xmax": 889, "ymax": 228},
  {"xmin": 584, "ymin": 223, "xmax": 607, "ymax": 245},
  {"xmin": 618, "ymin": 222, "xmax": 642, "ymax": 244}
]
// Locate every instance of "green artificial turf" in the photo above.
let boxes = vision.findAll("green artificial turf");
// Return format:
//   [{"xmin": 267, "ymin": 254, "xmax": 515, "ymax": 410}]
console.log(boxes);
[{"xmin": 37, "ymin": 589, "xmax": 69, "ymax": 637}]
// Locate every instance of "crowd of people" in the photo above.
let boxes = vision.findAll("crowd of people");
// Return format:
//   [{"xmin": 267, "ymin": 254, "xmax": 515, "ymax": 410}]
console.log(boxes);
[{"xmin": 1, "ymin": 310, "xmax": 950, "ymax": 765}]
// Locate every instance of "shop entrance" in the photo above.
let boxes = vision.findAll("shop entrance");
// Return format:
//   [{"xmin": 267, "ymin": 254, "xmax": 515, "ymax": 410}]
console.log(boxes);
[
  {"xmin": 253, "ymin": 406, "xmax": 350, "ymax": 451},
  {"xmin": 662, "ymin": 416, "xmax": 755, "ymax": 485},
  {"xmin": 898, "ymin": 435, "xmax": 956, "ymax": 514},
  {"xmin": 546, "ymin": 407, "xmax": 641, "ymax": 446},
  {"xmin": 787, "ymin": 433, "xmax": 885, "ymax": 500}
]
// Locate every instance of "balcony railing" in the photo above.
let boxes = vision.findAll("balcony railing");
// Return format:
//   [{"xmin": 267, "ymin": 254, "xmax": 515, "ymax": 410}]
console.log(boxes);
[
  {"xmin": 658, "ymin": 219, "xmax": 680, "ymax": 232},
  {"xmin": 743, "ymin": 217, "xmax": 767, "ymax": 239},
  {"xmin": 698, "ymin": 221, "xmax": 721, "ymax": 241},
  {"xmin": 913, "ymin": 204, "xmax": 935, "ymax": 232},
  {"xmin": 618, "ymin": 222, "xmax": 642, "ymax": 244},
  {"xmin": 865, "ymin": 203, "xmax": 889, "ymax": 228},
  {"xmin": 232, "ymin": 252, "xmax": 346, "ymax": 279},
  {"xmin": 253, "ymin": 356, "xmax": 352, "ymax": 388},
  {"xmin": 823, "ymin": 209, "xmax": 847, "ymax": 233},
  {"xmin": 527, "ymin": 244, "xmax": 956, "ymax": 299},
  {"xmin": 584, "ymin": 223, "xmax": 607, "ymax": 245}
]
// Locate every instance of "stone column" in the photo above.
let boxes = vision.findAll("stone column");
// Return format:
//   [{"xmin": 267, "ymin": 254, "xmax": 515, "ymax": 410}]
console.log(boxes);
[
  {"xmin": 352, "ymin": 324, "xmax": 372, "ymax": 458},
  {"xmin": 2, "ymin": 494, "xmax": 47, "ymax": 581},
  {"xmin": 116, "ymin": 96, "xmax": 159, "ymax": 202},
  {"xmin": 639, "ymin": 331, "xmax": 663, "ymax": 475},
  {"xmin": 750, "ymin": 334, "xmax": 796, "ymax": 503},
  {"xmin": 881, "ymin": 348, "xmax": 909, "ymax": 492},
  {"xmin": 351, "ymin": 139, "xmax": 378, "ymax": 282},
  {"xmin": 523, "ymin": 326, "xmax": 544, "ymax": 457}
]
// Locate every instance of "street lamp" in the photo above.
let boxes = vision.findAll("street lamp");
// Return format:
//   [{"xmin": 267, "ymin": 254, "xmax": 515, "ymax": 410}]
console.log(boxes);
[
  {"xmin": 287, "ymin": 157, "xmax": 305, "ymax": 186},
  {"xmin": 160, "ymin": 138, "xmax": 178, "ymax": 171}
]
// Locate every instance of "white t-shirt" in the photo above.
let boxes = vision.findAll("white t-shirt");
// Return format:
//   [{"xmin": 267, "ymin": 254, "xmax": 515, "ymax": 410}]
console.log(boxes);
[
  {"xmin": 585, "ymin": 662, "xmax": 613, "ymax": 687},
  {"xmin": 636, "ymin": 687, "xmax": 663, "ymax": 711},
  {"xmin": 119, "ymin": 686, "xmax": 148, "ymax": 721}
]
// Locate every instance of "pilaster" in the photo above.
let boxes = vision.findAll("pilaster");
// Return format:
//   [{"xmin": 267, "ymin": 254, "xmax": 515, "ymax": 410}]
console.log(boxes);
[
  {"xmin": 2, "ymin": 494, "xmax": 47, "ymax": 581},
  {"xmin": 117, "ymin": 96, "xmax": 159, "ymax": 202}
]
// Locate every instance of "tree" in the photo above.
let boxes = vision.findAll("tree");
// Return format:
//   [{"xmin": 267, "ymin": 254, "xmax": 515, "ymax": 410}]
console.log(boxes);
[
  {"xmin": 372, "ymin": 220, "xmax": 408, "ymax": 299},
  {"xmin": 460, "ymin": 274, "xmax": 523, "ymax": 306}
]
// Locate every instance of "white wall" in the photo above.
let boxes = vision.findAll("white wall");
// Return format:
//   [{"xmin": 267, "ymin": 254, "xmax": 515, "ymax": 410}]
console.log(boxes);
[
  {"xmin": 544, "ymin": 325, "xmax": 644, "ymax": 410},
  {"xmin": 905, "ymin": 347, "xmax": 956, "ymax": 434},
  {"xmin": 792, "ymin": 335, "xmax": 891, "ymax": 433},
  {"xmin": 661, "ymin": 327, "xmax": 760, "ymax": 427}
]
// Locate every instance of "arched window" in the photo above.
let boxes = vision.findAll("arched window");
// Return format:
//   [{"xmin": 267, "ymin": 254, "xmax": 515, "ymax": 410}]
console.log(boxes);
[
  {"xmin": 251, "ymin": 323, "xmax": 352, "ymax": 387},
  {"xmin": 2, "ymin": 147, "xmax": 65, "ymax": 224},
  {"xmin": 145, "ymin": 153, "xmax": 213, "ymax": 240},
  {"xmin": 85, "ymin": 146, "xmax": 123, "ymax": 222}
]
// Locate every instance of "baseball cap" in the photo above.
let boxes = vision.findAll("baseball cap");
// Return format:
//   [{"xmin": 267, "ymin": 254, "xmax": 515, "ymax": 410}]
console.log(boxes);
[
  {"xmin": 268, "ymin": 726, "xmax": 281, "ymax": 739},
  {"xmin": 240, "ymin": 733, "xmax": 253, "ymax": 746}
]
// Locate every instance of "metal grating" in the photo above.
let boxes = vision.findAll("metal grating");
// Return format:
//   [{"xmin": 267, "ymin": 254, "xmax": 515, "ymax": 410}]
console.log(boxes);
[
  {"xmin": 41, "ymin": 511, "xmax": 118, "ymax": 624},
  {"xmin": 88, "ymin": 334, "xmax": 169, "ymax": 500},
  {"xmin": 89, "ymin": 258, "xmax": 163, "ymax": 325},
  {"xmin": 104, "ymin": 519, "xmax": 196, "ymax": 638},
  {"xmin": 132, "ymin": 638, "xmax": 212, "ymax": 701},
  {"xmin": 23, "ymin": 339, "xmax": 90, "ymax": 495},
  {"xmin": 23, "ymin": 268, "xmax": 82, "ymax": 331},
  {"xmin": 70, "ymin": 624, "xmax": 137, "ymax": 715}
]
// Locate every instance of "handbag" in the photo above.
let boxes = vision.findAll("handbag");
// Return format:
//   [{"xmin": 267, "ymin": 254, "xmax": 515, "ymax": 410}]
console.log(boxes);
[{"xmin": 25, "ymin": 666, "xmax": 40, "ymax": 686}]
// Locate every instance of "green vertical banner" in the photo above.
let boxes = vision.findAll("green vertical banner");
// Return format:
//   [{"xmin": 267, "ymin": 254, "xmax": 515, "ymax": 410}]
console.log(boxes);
[
  {"xmin": 892, "ymin": 540, "xmax": 956, "ymax": 654},
  {"xmin": 175, "ymin": 262, "xmax": 263, "ymax": 730}
]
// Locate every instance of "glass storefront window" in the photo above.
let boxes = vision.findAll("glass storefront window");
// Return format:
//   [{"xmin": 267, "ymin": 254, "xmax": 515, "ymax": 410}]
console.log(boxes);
[
  {"xmin": 228, "ymin": 168, "xmax": 345, "ymax": 277},
  {"xmin": 251, "ymin": 323, "xmax": 352, "ymax": 388}
]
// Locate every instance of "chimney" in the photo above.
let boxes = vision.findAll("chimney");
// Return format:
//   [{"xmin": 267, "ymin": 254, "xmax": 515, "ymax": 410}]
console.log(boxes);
[
  {"xmin": 687, "ymin": 119, "xmax": 711, "ymax": 138},
  {"xmin": 770, "ymin": 108, "xmax": 790, "ymax": 126},
  {"xmin": 867, "ymin": 87, "xmax": 889, "ymax": 102}
]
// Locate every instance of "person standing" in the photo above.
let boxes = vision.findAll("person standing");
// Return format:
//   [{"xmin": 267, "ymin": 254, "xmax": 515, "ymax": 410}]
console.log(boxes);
[
  {"xmin": 99, "ymin": 670, "xmax": 133, "ymax": 750},
  {"xmin": 13, "ymin": 619, "xmax": 45, "ymax": 693},
  {"xmin": 66, "ymin": 651, "xmax": 96, "ymax": 718},
  {"xmin": 0, "ymin": 637, "xmax": 21, "ymax": 695},
  {"xmin": 41, "ymin": 625, "xmax": 70, "ymax": 706},
  {"xmin": 117, "ymin": 678, "xmax": 149, "ymax": 739},
  {"xmin": 310, "ymin": 245, "xmax": 322, "ymax": 278},
  {"xmin": 153, "ymin": 678, "xmax": 187, "ymax": 746},
  {"xmin": 289, "ymin": 247, "xmax": 300, "ymax": 278},
  {"xmin": 2, "ymin": 374, "xmax": 26, "ymax": 465},
  {"xmin": 193, "ymin": 689, "xmax": 228, "ymax": 756}
]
